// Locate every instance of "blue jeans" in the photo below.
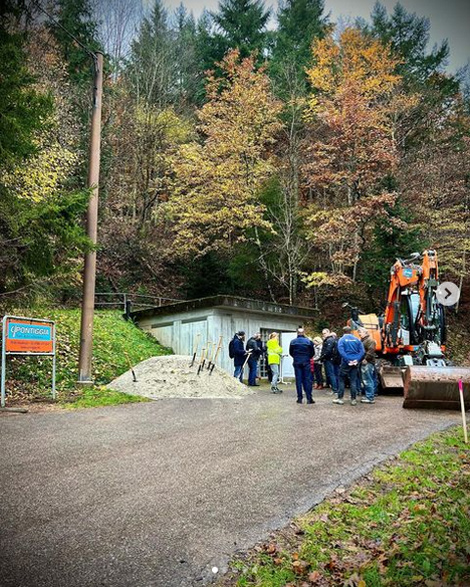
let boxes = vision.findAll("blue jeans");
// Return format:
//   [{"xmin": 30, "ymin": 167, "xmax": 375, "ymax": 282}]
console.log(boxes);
[
  {"xmin": 362, "ymin": 363, "xmax": 375, "ymax": 401},
  {"xmin": 324, "ymin": 360, "xmax": 338, "ymax": 393},
  {"xmin": 294, "ymin": 363, "xmax": 313, "ymax": 402},
  {"xmin": 248, "ymin": 358, "xmax": 258, "ymax": 385},
  {"xmin": 356, "ymin": 365, "xmax": 363, "ymax": 395},
  {"xmin": 338, "ymin": 364, "xmax": 359, "ymax": 400},
  {"xmin": 234, "ymin": 364, "xmax": 243, "ymax": 382},
  {"xmin": 313, "ymin": 363, "xmax": 324, "ymax": 386}
]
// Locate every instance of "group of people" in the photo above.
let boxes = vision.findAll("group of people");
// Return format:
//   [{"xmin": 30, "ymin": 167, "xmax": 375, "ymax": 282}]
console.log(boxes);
[
  {"xmin": 317, "ymin": 327, "xmax": 377, "ymax": 405},
  {"xmin": 230, "ymin": 325, "xmax": 377, "ymax": 406}
]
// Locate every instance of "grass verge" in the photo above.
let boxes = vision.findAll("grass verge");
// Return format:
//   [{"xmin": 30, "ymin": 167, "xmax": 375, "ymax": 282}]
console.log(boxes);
[
  {"xmin": 218, "ymin": 426, "xmax": 470, "ymax": 587},
  {"xmin": 2, "ymin": 309, "xmax": 171, "ymax": 409}
]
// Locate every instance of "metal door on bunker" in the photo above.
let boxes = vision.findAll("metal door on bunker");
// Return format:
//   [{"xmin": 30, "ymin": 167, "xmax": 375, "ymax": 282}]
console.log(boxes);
[
  {"xmin": 259, "ymin": 328, "xmax": 270, "ymax": 378},
  {"xmin": 259, "ymin": 328, "xmax": 297, "ymax": 379}
]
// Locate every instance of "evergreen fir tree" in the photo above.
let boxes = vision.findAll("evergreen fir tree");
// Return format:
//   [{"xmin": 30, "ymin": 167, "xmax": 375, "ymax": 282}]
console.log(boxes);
[
  {"xmin": 211, "ymin": 0, "xmax": 271, "ymax": 62},
  {"xmin": 272, "ymin": 0, "xmax": 327, "ymax": 80},
  {"xmin": 49, "ymin": 0, "xmax": 101, "ymax": 86},
  {"xmin": 173, "ymin": 4, "xmax": 200, "ymax": 110},
  {"xmin": 369, "ymin": 2, "xmax": 449, "ymax": 83},
  {"xmin": 128, "ymin": 0, "xmax": 175, "ymax": 107}
]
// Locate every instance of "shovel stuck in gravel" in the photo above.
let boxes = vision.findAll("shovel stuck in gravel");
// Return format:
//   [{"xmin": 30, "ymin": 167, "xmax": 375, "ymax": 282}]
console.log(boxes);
[
  {"xmin": 197, "ymin": 347, "xmax": 206, "ymax": 376},
  {"xmin": 190, "ymin": 333, "xmax": 201, "ymax": 368},
  {"xmin": 209, "ymin": 337, "xmax": 223, "ymax": 375},
  {"xmin": 124, "ymin": 352, "xmax": 137, "ymax": 383}
]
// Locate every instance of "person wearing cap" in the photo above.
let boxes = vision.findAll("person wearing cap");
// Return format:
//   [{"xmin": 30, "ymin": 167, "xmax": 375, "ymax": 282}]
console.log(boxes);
[
  {"xmin": 246, "ymin": 333, "xmax": 262, "ymax": 386},
  {"xmin": 289, "ymin": 327, "xmax": 315, "ymax": 404},
  {"xmin": 358, "ymin": 328, "xmax": 376, "ymax": 404},
  {"xmin": 312, "ymin": 336, "xmax": 324, "ymax": 389},
  {"xmin": 232, "ymin": 331, "xmax": 247, "ymax": 382},
  {"xmin": 333, "ymin": 326, "xmax": 365, "ymax": 406}
]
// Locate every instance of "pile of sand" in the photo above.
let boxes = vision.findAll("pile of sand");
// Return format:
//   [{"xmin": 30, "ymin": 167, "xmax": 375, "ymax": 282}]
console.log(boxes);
[{"xmin": 108, "ymin": 355, "xmax": 254, "ymax": 399}]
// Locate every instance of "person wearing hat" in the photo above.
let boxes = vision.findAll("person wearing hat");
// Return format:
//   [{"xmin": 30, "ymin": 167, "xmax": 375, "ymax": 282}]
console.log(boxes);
[
  {"xmin": 232, "ymin": 331, "xmax": 248, "ymax": 382},
  {"xmin": 312, "ymin": 336, "xmax": 325, "ymax": 389}
]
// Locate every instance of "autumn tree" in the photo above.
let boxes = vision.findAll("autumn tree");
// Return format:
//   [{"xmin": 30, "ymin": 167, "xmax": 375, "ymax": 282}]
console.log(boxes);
[
  {"xmin": 302, "ymin": 28, "xmax": 415, "ymax": 290},
  {"xmin": 167, "ymin": 50, "xmax": 282, "ymax": 297},
  {"xmin": 260, "ymin": 0, "xmax": 329, "ymax": 304}
]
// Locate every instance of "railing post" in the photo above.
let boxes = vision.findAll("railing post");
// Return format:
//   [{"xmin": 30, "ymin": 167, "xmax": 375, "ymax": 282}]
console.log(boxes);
[{"xmin": 125, "ymin": 300, "xmax": 132, "ymax": 320}]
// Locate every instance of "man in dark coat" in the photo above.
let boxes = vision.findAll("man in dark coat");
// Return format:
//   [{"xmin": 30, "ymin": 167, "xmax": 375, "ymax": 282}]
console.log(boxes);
[
  {"xmin": 232, "ymin": 331, "xmax": 247, "ymax": 382},
  {"xmin": 246, "ymin": 333, "xmax": 262, "ymax": 386},
  {"xmin": 289, "ymin": 327, "xmax": 315, "ymax": 404},
  {"xmin": 320, "ymin": 328, "xmax": 339, "ymax": 395}
]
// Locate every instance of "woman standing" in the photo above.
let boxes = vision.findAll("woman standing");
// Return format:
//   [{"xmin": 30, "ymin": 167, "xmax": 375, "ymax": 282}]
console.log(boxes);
[
  {"xmin": 266, "ymin": 332, "xmax": 283, "ymax": 394},
  {"xmin": 312, "ymin": 336, "xmax": 325, "ymax": 389}
]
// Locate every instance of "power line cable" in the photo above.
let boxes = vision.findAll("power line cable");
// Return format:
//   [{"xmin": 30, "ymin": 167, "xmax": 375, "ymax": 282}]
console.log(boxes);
[{"xmin": 32, "ymin": 0, "xmax": 99, "ymax": 67}]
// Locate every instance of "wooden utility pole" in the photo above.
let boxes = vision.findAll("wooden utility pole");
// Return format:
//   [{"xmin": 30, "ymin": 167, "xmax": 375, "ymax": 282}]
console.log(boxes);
[{"xmin": 78, "ymin": 52, "xmax": 103, "ymax": 382}]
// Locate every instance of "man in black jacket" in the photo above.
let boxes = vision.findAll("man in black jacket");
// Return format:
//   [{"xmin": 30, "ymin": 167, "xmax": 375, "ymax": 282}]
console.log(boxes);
[
  {"xmin": 246, "ymin": 333, "xmax": 262, "ymax": 386},
  {"xmin": 320, "ymin": 329, "xmax": 339, "ymax": 395},
  {"xmin": 289, "ymin": 328, "xmax": 315, "ymax": 404}
]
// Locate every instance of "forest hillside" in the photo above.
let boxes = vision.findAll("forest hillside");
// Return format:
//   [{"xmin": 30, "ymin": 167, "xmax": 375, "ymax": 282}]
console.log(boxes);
[{"xmin": 1, "ymin": 0, "xmax": 469, "ymax": 321}]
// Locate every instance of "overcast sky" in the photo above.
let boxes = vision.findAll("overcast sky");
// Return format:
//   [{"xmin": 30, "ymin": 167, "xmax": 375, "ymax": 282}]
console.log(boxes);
[{"xmin": 159, "ymin": 0, "xmax": 470, "ymax": 72}]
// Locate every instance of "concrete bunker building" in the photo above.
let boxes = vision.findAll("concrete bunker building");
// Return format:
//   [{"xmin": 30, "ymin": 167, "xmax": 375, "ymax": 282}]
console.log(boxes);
[{"xmin": 130, "ymin": 296, "xmax": 316, "ymax": 377}]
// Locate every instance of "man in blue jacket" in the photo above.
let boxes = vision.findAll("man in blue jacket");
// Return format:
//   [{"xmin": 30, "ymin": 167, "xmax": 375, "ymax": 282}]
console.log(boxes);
[
  {"xmin": 232, "ymin": 331, "xmax": 248, "ymax": 382},
  {"xmin": 289, "ymin": 327, "xmax": 315, "ymax": 404},
  {"xmin": 333, "ymin": 326, "xmax": 365, "ymax": 406}
]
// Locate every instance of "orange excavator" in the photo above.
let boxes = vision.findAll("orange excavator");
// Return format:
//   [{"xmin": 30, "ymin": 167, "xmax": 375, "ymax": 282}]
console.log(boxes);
[{"xmin": 344, "ymin": 250, "xmax": 470, "ymax": 409}]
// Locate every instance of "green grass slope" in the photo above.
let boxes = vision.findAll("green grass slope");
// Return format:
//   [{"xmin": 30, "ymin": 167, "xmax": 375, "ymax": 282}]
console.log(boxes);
[{"xmin": 2, "ymin": 309, "xmax": 171, "ymax": 409}]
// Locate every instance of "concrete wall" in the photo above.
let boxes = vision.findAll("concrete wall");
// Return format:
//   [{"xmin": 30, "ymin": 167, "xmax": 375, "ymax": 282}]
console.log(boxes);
[{"xmin": 137, "ymin": 307, "xmax": 302, "ymax": 375}]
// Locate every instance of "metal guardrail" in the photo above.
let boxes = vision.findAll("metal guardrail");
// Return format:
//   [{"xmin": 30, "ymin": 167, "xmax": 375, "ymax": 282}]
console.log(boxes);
[{"xmin": 95, "ymin": 293, "xmax": 183, "ymax": 316}]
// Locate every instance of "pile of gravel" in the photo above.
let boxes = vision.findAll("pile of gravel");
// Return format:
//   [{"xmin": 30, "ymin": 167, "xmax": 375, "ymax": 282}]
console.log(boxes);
[{"xmin": 108, "ymin": 355, "xmax": 254, "ymax": 399}]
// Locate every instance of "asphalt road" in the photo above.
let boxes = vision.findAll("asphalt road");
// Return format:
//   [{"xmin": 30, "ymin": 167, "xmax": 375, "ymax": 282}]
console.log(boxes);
[{"xmin": 0, "ymin": 388, "xmax": 460, "ymax": 587}]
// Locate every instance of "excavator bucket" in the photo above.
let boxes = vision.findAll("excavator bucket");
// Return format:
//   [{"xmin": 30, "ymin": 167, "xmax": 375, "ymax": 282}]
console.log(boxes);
[
  {"xmin": 403, "ymin": 366, "xmax": 470, "ymax": 410},
  {"xmin": 379, "ymin": 365, "xmax": 404, "ymax": 391}
]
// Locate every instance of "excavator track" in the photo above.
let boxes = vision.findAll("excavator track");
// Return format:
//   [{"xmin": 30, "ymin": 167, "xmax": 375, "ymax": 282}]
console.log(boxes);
[{"xmin": 403, "ymin": 366, "xmax": 470, "ymax": 410}]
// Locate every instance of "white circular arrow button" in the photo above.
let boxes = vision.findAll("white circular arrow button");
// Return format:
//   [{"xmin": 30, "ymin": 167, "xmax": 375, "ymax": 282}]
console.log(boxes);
[{"xmin": 436, "ymin": 281, "xmax": 460, "ymax": 306}]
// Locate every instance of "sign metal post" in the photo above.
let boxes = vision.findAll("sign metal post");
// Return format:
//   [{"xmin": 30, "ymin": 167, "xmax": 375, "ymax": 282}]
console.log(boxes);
[{"xmin": 1, "ymin": 316, "xmax": 56, "ymax": 407}]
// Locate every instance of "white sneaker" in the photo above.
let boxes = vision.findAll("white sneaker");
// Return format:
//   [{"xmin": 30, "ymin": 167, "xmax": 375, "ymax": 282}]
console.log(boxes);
[
  {"xmin": 361, "ymin": 398, "xmax": 375, "ymax": 404},
  {"xmin": 351, "ymin": 399, "xmax": 357, "ymax": 406},
  {"xmin": 333, "ymin": 398, "xmax": 344, "ymax": 405}
]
